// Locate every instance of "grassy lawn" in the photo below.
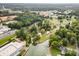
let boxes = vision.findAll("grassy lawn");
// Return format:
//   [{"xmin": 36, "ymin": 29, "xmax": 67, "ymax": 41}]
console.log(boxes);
[
  {"xmin": 39, "ymin": 33, "xmax": 49, "ymax": 43},
  {"xmin": 0, "ymin": 34, "xmax": 16, "ymax": 46},
  {"xmin": 50, "ymin": 47, "xmax": 61, "ymax": 56}
]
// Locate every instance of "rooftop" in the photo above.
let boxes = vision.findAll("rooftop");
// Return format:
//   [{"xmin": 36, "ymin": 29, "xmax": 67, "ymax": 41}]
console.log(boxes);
[{"xmin": 0, "ymin": 42, "xmax": 25, "ymax": 56}]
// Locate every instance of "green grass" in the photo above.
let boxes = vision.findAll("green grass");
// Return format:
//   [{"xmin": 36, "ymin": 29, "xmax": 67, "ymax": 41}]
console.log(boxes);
[
  {"xmin": 39, "ymin": 34, "xmax": 49, "ymax": 43},
  {"xmin": 0, "ymin": 34, "xmax": 16, "ymax": 46},
  {"xmin": 50, "ymin": 47, "xmax": 61, "ymax": 56}
]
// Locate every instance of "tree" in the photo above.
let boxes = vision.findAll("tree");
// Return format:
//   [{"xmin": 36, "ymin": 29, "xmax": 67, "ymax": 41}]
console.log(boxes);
[
  {"xmin": 70, "ymin": 37, "xmax": 76, "ymax": 45},
  {"xmin": 30, "ymin": 24, "xmax": 38, "ymax": 34},
  {"xmin": 26, "ymin": 35, "xmax": 31, "ymax": 47},
  {"xmin": 42, "ymin": 19, "xmax": 51, "ymax": 31},
  {"xmin": 41, "ymin": 29, "xmax": 45, "ymax": 34},
  {"xmin": 32, "ymin": 34, "xmax": 41, "ymax": 46},
  {"xmin": 62, "ymin": 38, "xmax": 68, "ymax": 46},
  {"xmin": 65, "ymin": 50, "xmax": 76, "ymax": 56},
  {"xmin": 55, "ymin": 28, "xmax": 68, "ymax": 38},
  {"xmin": 7, "ymin": 22, "xmax": 23, "ymax": 29},
  {"xmin": 16, "ymin": 29, "xmax": 26, "ymax": 41},
  {"xmin": 49, "ymin": 34, "xmax": 61, "ymax": 48},
  {"xmin": 66, "ymin": 32, "xmax": 76, "ymax": 44},
  {"xmin": 65, "ymin": 23, "xmax": 70, "ymax": 29},
  {"xmin": 51, "ymin": 41, "xmax": 59, "ymax": 47},
  {"xmin": 15, "ymin": 31, "xmax": 21, "ymax": 38}
]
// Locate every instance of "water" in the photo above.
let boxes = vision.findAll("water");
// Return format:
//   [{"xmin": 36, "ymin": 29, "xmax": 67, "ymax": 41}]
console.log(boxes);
[{"xmin": 26, "ymin": 40, "xmax": 49, "ymax": 56}]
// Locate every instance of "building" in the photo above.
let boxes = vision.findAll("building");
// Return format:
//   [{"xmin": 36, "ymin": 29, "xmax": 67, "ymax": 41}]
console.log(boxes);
[
  {"xmin": 39, "ymin": 11, "xmax": 49, "ymax": 17},
  {"xmin": 0, "ymin": 24, "xmax": 11, "ymax": 34},
  {"xmin": 0, "ymin": 15, "xmax": 17, "ymax": 22},
  {"xmin": 0, "ymin": 42, "xmax": 25, "ymax": 56}
]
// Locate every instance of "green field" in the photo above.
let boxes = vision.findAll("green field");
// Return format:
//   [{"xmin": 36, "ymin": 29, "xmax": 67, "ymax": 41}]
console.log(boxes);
[
  {"xmin": 50, "ymin": 47, "xmax": 61, "ymax": 56},
  {"xmin": 39, "ymin": 33, "xmax": 49, "ymax": 43},
  {"xmin": 0, "ymin": 34, "xmax": 16, "ymax": 46}
]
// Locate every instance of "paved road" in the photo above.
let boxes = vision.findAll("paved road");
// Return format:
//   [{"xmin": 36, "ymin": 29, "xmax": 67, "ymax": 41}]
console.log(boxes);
[
  {"xmin": 26, "ymin": 40, "xmax": 49, "ymax": 56},
  {"xmin": 0, "ymin": 30, "xmax": 16, "ymax": 40}
]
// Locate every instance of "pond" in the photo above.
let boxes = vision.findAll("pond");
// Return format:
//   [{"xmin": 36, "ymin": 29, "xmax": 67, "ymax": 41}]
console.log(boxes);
[{"xmin": 26, "ymin": 40, "xmax": 49, "ymax": 56}]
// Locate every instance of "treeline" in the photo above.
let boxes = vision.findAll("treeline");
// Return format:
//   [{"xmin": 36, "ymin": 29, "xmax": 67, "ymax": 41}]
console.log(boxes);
[
  {"xmin": 7, "ymin": 13, "xmax": 45, "ymax": 29},
  {"xmin": 15, "ymin": 19, "xmax": 52, "ymax": 46}
]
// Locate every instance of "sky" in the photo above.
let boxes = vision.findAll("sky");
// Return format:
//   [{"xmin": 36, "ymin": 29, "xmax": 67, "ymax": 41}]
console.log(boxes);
[{"xmin": 0, "ymin": 0, "xmax": 79, "ymax": 3}]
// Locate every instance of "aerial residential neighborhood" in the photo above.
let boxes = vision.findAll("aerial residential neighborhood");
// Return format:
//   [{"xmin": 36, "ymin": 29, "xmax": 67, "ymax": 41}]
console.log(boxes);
[{"xmin": 0, "ymin": 3, "xmax": 79, "ymax": 56}]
